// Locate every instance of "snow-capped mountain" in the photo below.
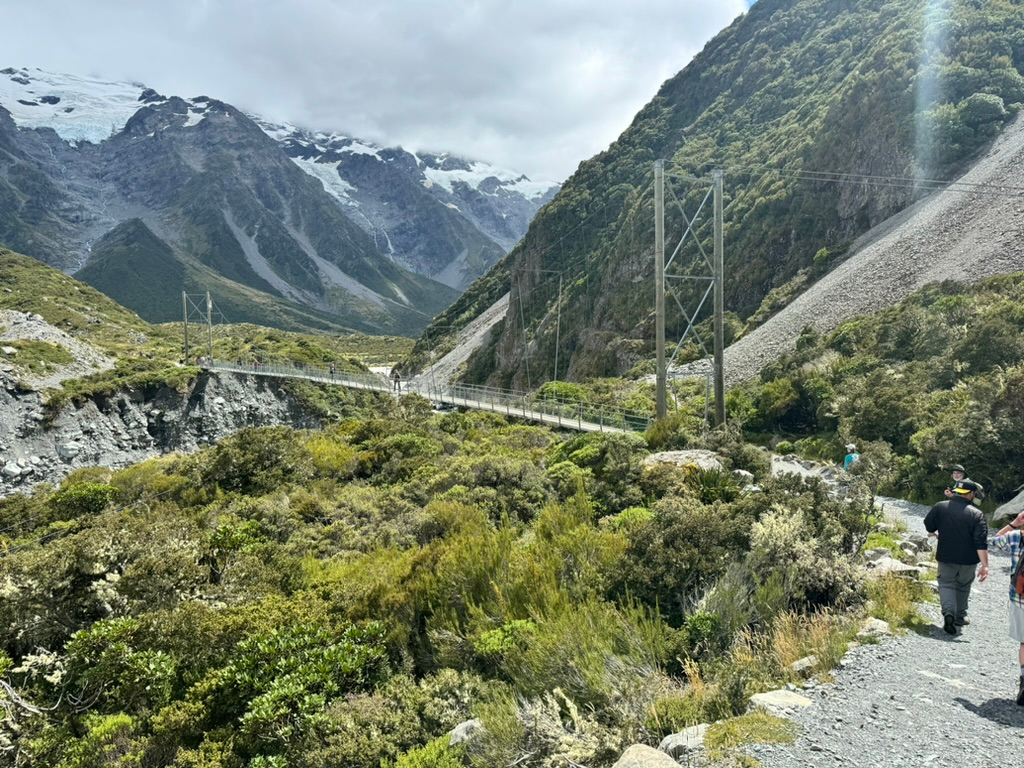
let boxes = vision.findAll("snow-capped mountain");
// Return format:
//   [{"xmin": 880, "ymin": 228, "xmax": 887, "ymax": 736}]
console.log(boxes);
[
  {"xmin": 0, "ymin": 67, "xmax": 557, "ymax": 333},
  {"xmin": 255, "ymin": 120, "xmax": 558, "ymax": 289}
]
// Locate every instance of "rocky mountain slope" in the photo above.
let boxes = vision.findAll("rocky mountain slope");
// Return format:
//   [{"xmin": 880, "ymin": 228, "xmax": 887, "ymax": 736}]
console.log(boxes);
[
  {"xmin": 420, "ymin": 0, "xmax": 1024, "ymax": 390},
  {"xmin": 0, "ymin": 67, "xmax": 556, "ymax": 334},
  {"xmin": 259, "ymin": 121, "xmax": 556, "ymax": 290},
  {"xmin": 693, "ymin": 111, "xmax": 1024, "ymax": 386}
]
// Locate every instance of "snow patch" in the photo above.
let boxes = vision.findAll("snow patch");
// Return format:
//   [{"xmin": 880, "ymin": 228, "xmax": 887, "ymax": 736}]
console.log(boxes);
[
  {"xmin": 421, "ymin": 159, "xmax": 555, "ymax": 200},
  {"xmin": 289, "ymin": 156, "xmax": 358, "ymax": 204},
  {"xmin": 0, "ymin": 67, "xmax": 154, "ymax": 145}
]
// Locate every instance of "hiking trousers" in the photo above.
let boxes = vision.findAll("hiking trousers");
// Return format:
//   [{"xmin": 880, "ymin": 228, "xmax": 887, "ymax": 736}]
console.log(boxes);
[{"xmin": 936, "ymin": 561, "xmax": 976, "ymax": 620}]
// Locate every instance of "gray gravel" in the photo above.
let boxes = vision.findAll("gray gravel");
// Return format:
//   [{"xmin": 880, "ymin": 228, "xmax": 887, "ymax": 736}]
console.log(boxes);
[{"xmin": 755, "ymin": 497, "xmax": 1024, "ymax": 767}]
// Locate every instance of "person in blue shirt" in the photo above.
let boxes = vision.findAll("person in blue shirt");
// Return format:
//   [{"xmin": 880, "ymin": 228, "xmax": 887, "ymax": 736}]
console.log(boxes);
[
  {"xmin": 843, "ymin": 443, "xmax": 859, "ymax": 471},
  {"xmin": 991, "ymin": 508, "xmax": 1024, "ymax": 705}
]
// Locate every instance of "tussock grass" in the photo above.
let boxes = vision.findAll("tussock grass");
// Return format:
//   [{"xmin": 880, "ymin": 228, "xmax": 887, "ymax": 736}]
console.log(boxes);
[
  {"xmin": 705, "ymin": 712, "xmax": 799, "ymax": 764},
  {"xmin": 867, "ymin": 574, "xmax": 928, "ymax": 628}
]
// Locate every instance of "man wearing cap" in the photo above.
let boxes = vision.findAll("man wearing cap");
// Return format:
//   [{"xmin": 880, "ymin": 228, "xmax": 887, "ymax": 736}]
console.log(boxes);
[{"xmin": 924, "ymin": 479, "xmax": 989, "ymax": 634}]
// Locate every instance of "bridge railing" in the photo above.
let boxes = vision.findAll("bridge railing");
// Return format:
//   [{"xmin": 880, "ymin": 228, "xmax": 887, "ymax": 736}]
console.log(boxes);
[{"xmin": 203, "ymin": 359, "xmax": 652, "ymax": 433}]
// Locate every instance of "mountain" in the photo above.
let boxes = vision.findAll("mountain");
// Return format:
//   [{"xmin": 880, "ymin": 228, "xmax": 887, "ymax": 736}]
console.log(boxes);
[
  {"xmin": 0, "ymin": 68, "xmax": 555, "ymax": 335},
  {"xmin": 257, "ymin": 121, "xmax": 558, "ymax": 290},
  {"xmin": 415, "ymin": 0, "xmax": 1024, "ymax": 389}
]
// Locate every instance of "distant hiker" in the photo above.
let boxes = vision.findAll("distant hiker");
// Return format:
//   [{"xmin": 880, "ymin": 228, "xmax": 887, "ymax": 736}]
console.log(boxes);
[
  {"xmin": 843, "ymin": 443, "xmax": 859, "ymax": 471},
  {"xmin": 924, "ymin": 479, "xmax": 989, "ymax": 634},
  {"xmin": 330, "ymin": 361, "xmax": 336, "ymax": 377},
  {"xmin": 944, "ymin": 463, "xmax": 968, "ymax": 498},
  {"xmin": 990, "ymin": 508, "xmax": 1024, "ymax": 705},
  {"xmin": 392, "ymin": 369, "xmax": 402, "ymax": 393}
]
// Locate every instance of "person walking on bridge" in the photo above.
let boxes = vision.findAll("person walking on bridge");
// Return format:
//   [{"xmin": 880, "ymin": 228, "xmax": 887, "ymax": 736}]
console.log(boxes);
[{"xmin": 925, "ymin": 479, "xmax": 989, "ymax": 634}]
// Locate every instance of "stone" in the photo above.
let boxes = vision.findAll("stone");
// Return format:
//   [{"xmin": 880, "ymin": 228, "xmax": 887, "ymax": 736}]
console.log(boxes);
[
  {"xmin": 857, "ymin": 618, "xmax": 891, "ymax": 641},
  {"xmin": 867, "ymin": 557, "xmax": 923, "ymax": 576},
  {"xmin": 658, "ymin": 724, "xmax": 708, "ymax": 758},
  {"xmin": 864, "ymin": 547, "xmax": 892, "ymax": 562},
  {"xmin": 2, "ymin": 462, "xmax": 22, "ymax": 478},
  {"xmin": 0, "ymin": 346, "xmax": 15, "ymax": 356},
  {"xmin": 748, "ymin": 689, "xmax": 813, "ymax": 718},
  {"xmin": 732, "ymin": 468, "xmax": 755, "ymax": 484},
  {"xmin": 643, "ymin": 449, "xmax": 724, "ymax": 472},
  {"xmin": 789, "ymin": 655, "xmax": 818, "ymax": 675},
  {"xmin": 448, "ymin": 718, "xmax": 483, "ymax": 746},
  {"xmin": 612, "ymin": 744, "xmax": 680, "ymax": 768},
  {"xmin": 56, "ymin": 441, "xmax": 82, "ymax": 459}
]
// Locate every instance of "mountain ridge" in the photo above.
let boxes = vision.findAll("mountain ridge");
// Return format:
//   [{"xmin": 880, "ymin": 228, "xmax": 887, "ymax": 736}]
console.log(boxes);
[{"xmin": 0, "ymin": 66, "xmax": 557, "ymax": 334}]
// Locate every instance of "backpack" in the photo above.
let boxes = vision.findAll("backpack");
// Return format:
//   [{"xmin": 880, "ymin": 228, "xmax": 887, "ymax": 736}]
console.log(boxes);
[{"xmin": 1013, "ymin": 545, "xmax": 1024, "ymax": 598}]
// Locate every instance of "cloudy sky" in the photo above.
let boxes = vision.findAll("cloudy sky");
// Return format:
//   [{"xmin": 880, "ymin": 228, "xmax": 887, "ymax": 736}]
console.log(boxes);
[{"xmin": 5, "ymin": 1, "xmax": 753, "ymax": 182}]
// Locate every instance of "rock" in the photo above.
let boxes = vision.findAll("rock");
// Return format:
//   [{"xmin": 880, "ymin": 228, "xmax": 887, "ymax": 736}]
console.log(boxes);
[
  {"xmin": 658, "ymin": 724, "xmax": 708, "ymax": 758},
  {"xmin": 732, "ymin": 468, "xmax": 755, "ymax": 484},
  {"xmin": 857, "ymin": 618, "xmax": 892, "ymax": 640},
  {"xmin": 2, "ymin": 462, "xmax": 22, "ymax": 478},
  {"xmin": 613, "ymin": 744, "xmax": 680, "ymax": 768},
  {"xmin": 864, "ymin": 547, "xmax": 892, "ymax": 562},
  {"xmin": 56, "ymin": 441, "xmax": 82, "ymax": 459},
  {"xmin": 448, "ymin": 718, "xmax": 483, "ymax": 746},
  {"xmin": 643, "ymin": 449, "xmax": 724, "ymax": 471},
  {"xmin": 789, "ymin": 655, "xmax": 818, "ymax": 675},
  {"xmin": 0, "ymin": 346, "xmax": 15, "ymax": 356},
  {"xmin": 867, "ymin": 557, "xmax": 923, "ymax": 576},
  {"xmin": 748, "ymin": 689, "xmax": 813, "ymax": 718}
]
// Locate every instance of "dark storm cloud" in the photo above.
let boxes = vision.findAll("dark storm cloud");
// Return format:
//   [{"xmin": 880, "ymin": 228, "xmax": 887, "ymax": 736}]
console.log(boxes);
[{"xmin": 5, "ymin": 0, "xmax": 747, "ymax": 180}]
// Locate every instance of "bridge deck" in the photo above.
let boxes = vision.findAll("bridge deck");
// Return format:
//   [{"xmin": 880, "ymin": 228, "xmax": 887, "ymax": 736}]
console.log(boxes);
[{"xmin": 205, "ymin": 361, "xmax": 648, "ymax": 434}]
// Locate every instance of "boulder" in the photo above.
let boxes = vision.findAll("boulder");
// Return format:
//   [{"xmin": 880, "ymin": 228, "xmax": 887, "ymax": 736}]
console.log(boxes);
[
  {"xmin": 643, "ymin": 449, "xmax": 724, "ymax": 471},
  {"xmin": 2, "ymin": 462, "xmax": 22, "ymax": 478},
  {"xmin": 612, "ymin": 744, "xmax": 680, "ymax": 768},
  {"xmin": 867, "ymin": 557, "xmax": 923, "ymax": 576},
  {"xmin": 56, "ymin": 441, "xmax": 82, "ymax": 459},
  {"xmin": 857, "ymin": 617, "xmax": 892, "ymax": 641},
  {"xmin": 449, "ymin": 718, "xmax": 484, "ymax": 746},
  {"xmin": 747, "ymin": 689, "xmax": 813, "ymax": 718},
  {"xmin": 658, "ymin": 724, "xmax": 708, "ymax": 758},
  {"xmin": 789, "ymin": 655, "xmax": 818, "ymax": 675}
]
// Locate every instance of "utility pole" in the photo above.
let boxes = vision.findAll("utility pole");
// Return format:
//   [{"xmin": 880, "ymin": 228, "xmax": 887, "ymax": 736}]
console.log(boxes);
[
  {"xmin": 206, "ymin": 291, "xmax": 214, "ymax": 361},
  {"xmin": 182, "ymin": 291, "xmax": 189, "ymax": 363},
  {"xmin": 713, "ymin": 169, "xmax": 725, "ymax": 427},
  {"xmin": 554, "ymin": 273, "xmax": 562, "ymax": 385},
  {"xmin": 655, "ymin": 159, "xmax": 666, "ymax": 419}
]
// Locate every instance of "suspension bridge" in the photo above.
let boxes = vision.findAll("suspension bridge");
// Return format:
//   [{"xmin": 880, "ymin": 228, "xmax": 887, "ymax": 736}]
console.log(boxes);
[{"xmin": 201, "ymin": 359, "xmax": 652, "ymax": 434}]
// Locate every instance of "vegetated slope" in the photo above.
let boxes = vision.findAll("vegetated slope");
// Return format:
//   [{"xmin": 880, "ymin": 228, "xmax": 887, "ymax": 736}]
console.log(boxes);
[
  {"xmin": 416, "ymin": 0, "xmax": 1024, "ymax": 390},
  {"xmin": 0, "ymin": 68, "xmax": 464, "ymax": 336},
  {"xmin": 711, "ymin": 110, "xmax": 1024, "ymax": 386}
]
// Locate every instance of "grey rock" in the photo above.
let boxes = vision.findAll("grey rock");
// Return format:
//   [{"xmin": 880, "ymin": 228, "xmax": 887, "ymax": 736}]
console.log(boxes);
[
  {"xmin": 658, "ymin": 723, "xmax": 708, "ymax": 758},
  {"xmin": 448, "ymin": 718, "xmax": 483, "ymax": 746},
  {"xmin": 56, "ymin": 441, "xmax": 82, "ymax": 459},
  {"xmin": 613, "ymin": 744, "xmax": 680, "ymax": 768}
]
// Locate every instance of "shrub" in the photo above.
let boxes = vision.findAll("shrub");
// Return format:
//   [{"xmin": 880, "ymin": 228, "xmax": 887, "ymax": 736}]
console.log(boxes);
[{"xmin": 384, "ymin": 737, "xmax": 466, "ymax": 768}]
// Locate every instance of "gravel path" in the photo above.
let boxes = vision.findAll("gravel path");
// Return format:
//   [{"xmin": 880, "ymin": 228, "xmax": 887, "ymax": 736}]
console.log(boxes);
[
  {"xmin": 0, "ymin": 309, "xmax": 114, "ymax": 390},
  {"xmin": 680, "ymin": 113, "xmax": 1024, "ymax": 387},
  {"xmin": 754, "ymin": 497, "xmax": 1024, "ymax": 767}
]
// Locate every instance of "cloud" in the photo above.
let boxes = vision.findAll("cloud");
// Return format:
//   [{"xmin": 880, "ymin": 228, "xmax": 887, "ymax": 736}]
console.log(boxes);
[{"xmin": 4, "ymin": 0, "xmax": 747, "ymax": 181}]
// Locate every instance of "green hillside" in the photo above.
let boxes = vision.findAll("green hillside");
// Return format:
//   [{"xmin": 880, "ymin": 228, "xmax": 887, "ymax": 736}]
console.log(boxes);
[
  {"xmin": 735, "ymin": 272, "xmax": 1024, "ymax": 504},
  {"xmin": 423, "ymin": 0, "xmax": 1024, "ymax": 388}
]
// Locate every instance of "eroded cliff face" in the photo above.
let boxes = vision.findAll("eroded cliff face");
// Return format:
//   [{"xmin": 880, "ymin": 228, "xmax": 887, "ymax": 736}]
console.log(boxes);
[{"xmin": 0, "ymin": 371, "xmax": 324, "ymax": 496}]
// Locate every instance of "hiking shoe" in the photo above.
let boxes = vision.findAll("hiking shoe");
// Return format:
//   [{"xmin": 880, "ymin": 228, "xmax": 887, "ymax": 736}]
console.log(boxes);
[
  {"xmin": 954, "ymin": 617, "xmax": 970, "ymax": 627},
  {"xmin": 1017, "ymin": 677, "xmax": 1024, "ymax": 706},
  {"xmin": 943, "ymin": 614, "xmax": 957, "ymax": 634}
]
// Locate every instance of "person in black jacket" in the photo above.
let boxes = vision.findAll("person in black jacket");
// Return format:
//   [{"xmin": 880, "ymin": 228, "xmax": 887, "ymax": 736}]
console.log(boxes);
[{"xmin": 924, "ymin": 479, "xmax": 990, "ymax": 634}]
